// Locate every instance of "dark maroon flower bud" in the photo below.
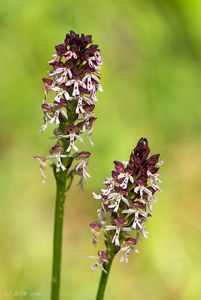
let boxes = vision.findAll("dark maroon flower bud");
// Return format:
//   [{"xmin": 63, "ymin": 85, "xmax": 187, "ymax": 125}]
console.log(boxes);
[
  {"xmin": 53, "ymin": 128, "xmax": 63, "ymax": 136},
  {"xmin": 126, "ymin": 237, "xmax": 138, "ymax": 246},
  {"xmin": 83, "ymin": 104, "xmax": 95, "ymax": 113},
  {"xmin": 50, "ymin": 144, "xmax": 63, "ymax": 154},
  {"xmin": 41, "ymin": 103, "xmax": 55, "ymax": 113},
  {"xmin": 55, "ymin": 44, "xmax": 67, "ymax": 56},
  {"xmin": 114, "ymin": 161, "xmax": 125, "ymax": 172},
  {"xmin": 42, "ymin": 78, "xmax": 54, "ymax": 87},
  {"xmin": 66, "ymin": 124, "xmax": 80, "ymax": 134},
  {"xmin": 114, "ymin": 218, "xmax": 127, "ymax": 227},
  {"xmin": 89, "ymin": 222, "xmax": 102, "ymax": 232},
  {"xmin": 57, "ymin": 98, "xmax": 68, "ymax": 108},
  {"xmin": 114, "ymin": 187, "xmax": 128, "ymax": 196},
  {"xmin": 77, "ymin": 151, "xmax": 91, "ymax": 160},
  {"xmin": 111, "ymin": 170, "xmax": 119, "ymax": 180},
  {"xmin": 84, "ymin": 117, "xmax": 97, "ymax": 130},
  {"xmin": 98, "ymin": 251, "xmax": 108, "ymax": 262},
  {"xmin": 132, "ymin": 201, "xmax": 146, "ymax": 209}
]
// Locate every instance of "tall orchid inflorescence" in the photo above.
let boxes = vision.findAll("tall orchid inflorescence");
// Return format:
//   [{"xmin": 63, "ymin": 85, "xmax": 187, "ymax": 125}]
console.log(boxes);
[
  {"xmin": 89, "ymin": 138, "xmax": 163, "ymax": 272},
  {"xmin": 35, "ymin": 31, "xmax": 102, "ymax": 185}
]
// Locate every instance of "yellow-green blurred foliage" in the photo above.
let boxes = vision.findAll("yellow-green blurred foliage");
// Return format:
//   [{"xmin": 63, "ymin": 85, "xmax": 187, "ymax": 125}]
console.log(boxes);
[{"xmin": 0, "ymin": 0, "xmax": 201, "ymax": 299}]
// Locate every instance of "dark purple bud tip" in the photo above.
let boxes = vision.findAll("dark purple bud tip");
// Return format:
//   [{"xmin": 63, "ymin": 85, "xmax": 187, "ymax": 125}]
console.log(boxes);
[
  {"xmin": 89, "ymin": 222, "xmax": 102, "ymax": 231},
  {"xmin": 114, "ymin": 218, "xmax": 127, "ymax": 227},
  {"xmin": 133, "ymin": 137, "xmax": 150, "ymax": 161},
  {"xmin": 98, "ymin": 251, "xmax": 108, "ymax": 262},
  {"xmin": 77, "ymin": 151, "xmax": 91, "ymax": 160}
]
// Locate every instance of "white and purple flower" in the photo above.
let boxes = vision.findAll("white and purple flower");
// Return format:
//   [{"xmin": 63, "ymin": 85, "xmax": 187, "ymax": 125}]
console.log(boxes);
[
  {"xmin": 89, "ymin": 138, "xmax": 163, "ymax": 269},
  {"xmin": 36, "ymin": 31, "xmax": 103, "ymax": 184}
]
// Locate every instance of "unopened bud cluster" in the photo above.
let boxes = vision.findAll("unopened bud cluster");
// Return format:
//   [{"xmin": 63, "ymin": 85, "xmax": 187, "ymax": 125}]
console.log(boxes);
[
  {"xmin": 89, "ymin": 138, "xmax": 163, "ymax": 272},
  {"xmin": 35, "ymin": 31, "xmax": 102, "ymax": 183}
]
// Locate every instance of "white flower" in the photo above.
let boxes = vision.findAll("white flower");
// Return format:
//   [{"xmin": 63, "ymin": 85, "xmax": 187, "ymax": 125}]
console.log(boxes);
[
  {"xmin": 118, "ymin": 172, "xmax": 134, "ymax": 189},
  {"xmin": 65, "ymin": 79, "xmax": 86, "ymax": 97},
  {"xmin": 147, "ymin": 170, "xmax": 162, "ymax": 191},
  {"xmin": 48, "ymin": 153, "xmax": 68, "ymax": 172},
  {"xmin": 105, "ymin": 224, "xmax": 131, "ymax": 246},
  {"xmin": 94, "ymin": 51, "xmax": 102, "ymax": 65},
  {"xmin": 87, "ymin": 56, "xmax": 97, "ymax": 69},
  {"xmin": 101, "ymin": 178, "xmax": 115, "ymax": 196},
  {"xmin": 57, "ymin": 133, "xmax": 84, "ymax": 152},
  {"xmin": 48, "ymin": 54, "xmax": 57, "ymax": 64},
  {"xmin": 82, "ymin": 74, "xmax": 100, "ymax": 92},
  {"xmin": 157, "ymin": 160, "xmax": 164, "ymax": 166},
  {"xmin": 122, "ymin": 208, "xmax": 149, "ymax": 238},
  {"xmin": 108, "ymin": 193, "xmax": 130, "ymax": 213},
  {"xmin": 51, "ymin": 86, "xmax": 70, "ymax": 102},
  {"xmin": 89, "ymin": 251, "xmax": 108, "ymax": 273},
  {"xmin": 92, "ymin": 192, "xmax": 102, "ymax": 200},
  {"xmin": 81, "ymin": 115, "xmax": 95, "ymax": 145},
  {"xmin": 56, "ymin": 69, "xmax": 72, "ymax": 84},
  {"xmin": 41, "ymin": 103, "xmax": 68, "ymax": 132},
  {"xmin": 91, "ymin": 84, "xmax": 103, "ymax": 102},
  {"xmin": 120, "ymin": 245, "xmax": 139, "ymax": 263},
  {"xmin": 75, "ymin": 97, "xmax": 85, "ymax": 114},
  {"xmin": 34, "ymin": 156, "xmax": 48, "ymax": 184},
  {"xmin": 147, "ymin": 194, "xmax": 158, "ymax": 211},
  {"xmin": 75, "ymin": 96, "xmax": 93, "ymax": 115},
  {"xmin": 75, "ymin": 160, "xmax": 91, "ymax": 180},
  {"xmin": 134, "ymin": 185, "xmax": 152, "ymax": 198},
  {"xmin": 64, "ymin": 50, "xmax": 77, "ymax": 59}
]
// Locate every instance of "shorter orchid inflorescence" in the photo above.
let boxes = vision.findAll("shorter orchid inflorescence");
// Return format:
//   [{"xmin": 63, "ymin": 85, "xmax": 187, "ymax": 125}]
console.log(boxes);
[
  {"xmin": 35, "ymin": 31, "xmax": 102, "ymax": 186},
  {"xmin": 89, "ymin": 138, "xmax": 163, "ymax": 272}
]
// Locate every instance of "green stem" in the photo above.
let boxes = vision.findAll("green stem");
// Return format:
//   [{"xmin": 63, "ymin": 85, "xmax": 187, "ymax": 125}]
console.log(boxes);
[
  {"xmin": 51, "ymin": 171, "xmax": 67, "ymax": 300},
  {"xmin": 96, "ymin": 253, "xmax": 115, "ymax": 300}
]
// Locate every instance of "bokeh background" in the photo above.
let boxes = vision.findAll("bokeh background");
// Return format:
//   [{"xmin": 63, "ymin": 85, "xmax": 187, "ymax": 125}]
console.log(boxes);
[{"xmin": 0, "ymin": 0, "xmax": 201, "ymax": 299}]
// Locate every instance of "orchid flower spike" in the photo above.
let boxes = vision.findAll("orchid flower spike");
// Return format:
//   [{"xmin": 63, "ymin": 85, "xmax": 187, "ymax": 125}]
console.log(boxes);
[
  {"xmin": 89, "ymin": 138, "xmax": 164, "ymax": 271},
  {"xmin": 34, "ymin": 31, "xmax": 103, "ymax": 184}
]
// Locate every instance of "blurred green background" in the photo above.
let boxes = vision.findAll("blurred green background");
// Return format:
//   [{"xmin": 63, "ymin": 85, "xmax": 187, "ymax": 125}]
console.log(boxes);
[{"xmin": 0, "ymin": 0, "xmax": 201, "ymax": 299}]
